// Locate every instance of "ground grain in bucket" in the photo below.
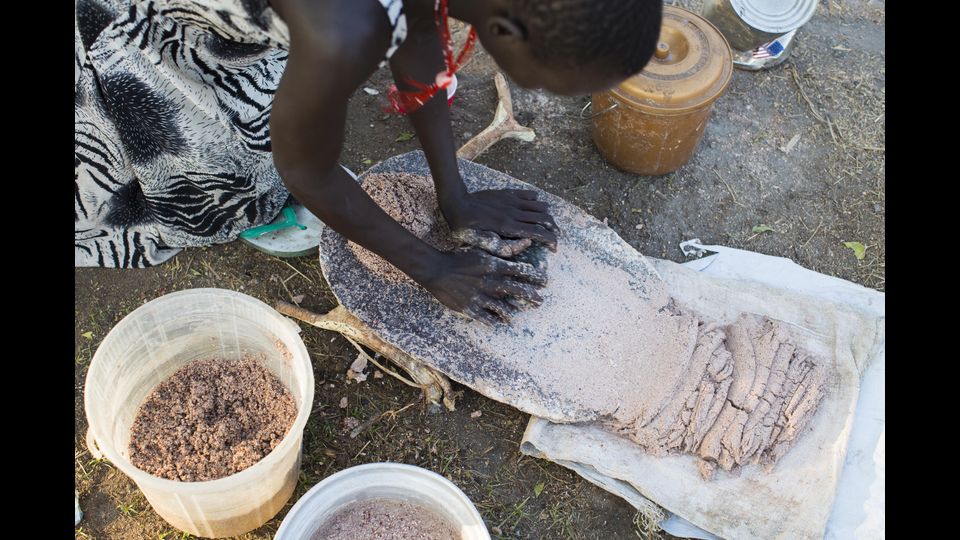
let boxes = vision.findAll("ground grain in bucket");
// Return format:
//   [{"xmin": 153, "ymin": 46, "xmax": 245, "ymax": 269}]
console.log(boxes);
[
  {"xmin": 128, "ymin": 356, "xmax": 297, "ymax": 482},
  {"xmin": 311, "ymin": 498, "xmax": 460, "ymax": 540}
]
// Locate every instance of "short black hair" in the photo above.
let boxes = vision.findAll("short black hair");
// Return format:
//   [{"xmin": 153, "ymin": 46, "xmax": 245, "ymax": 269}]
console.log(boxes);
[{"xmin": 507, "ymin": 0, "xmax": 662, "ymax": 76}]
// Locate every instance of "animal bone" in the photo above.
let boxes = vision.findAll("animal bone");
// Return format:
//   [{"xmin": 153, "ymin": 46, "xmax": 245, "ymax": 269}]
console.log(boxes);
[
  {"xmin": 275, "ymin": 302, "xmax": 458, "ymax": 411},
  {"xmin": 457, "ymin": 72, "xmax": 535, "ymax": 161}
]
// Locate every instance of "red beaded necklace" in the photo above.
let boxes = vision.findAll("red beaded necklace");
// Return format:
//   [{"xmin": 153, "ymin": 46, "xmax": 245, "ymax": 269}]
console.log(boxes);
[{"xmin": 386, "ymin": 0, "xmax": 477, "ymax": 115}]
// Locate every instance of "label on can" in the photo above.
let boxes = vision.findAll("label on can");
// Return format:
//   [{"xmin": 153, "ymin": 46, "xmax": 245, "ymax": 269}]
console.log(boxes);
[
  {"xmin": 752, "ymin": 38, "xmax": 784, "ymax": 59},
  {"xmin": 766, "ymin": 40, "xmax": 785, "ymax": 56}
]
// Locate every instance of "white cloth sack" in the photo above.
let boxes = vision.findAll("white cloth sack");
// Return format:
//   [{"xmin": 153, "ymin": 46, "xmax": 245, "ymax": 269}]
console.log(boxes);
[{"xmin": 520, "ymin": 241, "xmax": 885, "ymax": 540}]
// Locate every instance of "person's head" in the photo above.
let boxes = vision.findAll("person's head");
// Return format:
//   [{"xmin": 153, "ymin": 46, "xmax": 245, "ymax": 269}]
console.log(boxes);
[{"xmin": 470, "ymin": 0, "xmax": 663, "ymax": 95}]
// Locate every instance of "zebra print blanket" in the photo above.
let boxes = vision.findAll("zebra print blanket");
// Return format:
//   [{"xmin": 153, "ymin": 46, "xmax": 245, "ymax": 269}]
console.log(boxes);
[{"xmin": 75, "ymin": 0, "xmax": 407, "ymax": 267}]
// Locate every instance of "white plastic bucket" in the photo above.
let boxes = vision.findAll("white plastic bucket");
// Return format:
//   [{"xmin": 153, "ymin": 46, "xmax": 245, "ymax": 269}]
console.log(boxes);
[
  {"xmin": 275, "ymin": 463, "xmax": 490, "ymax": 540},
  {"xmin": 84, "ymin": 288, "xmax": 314, "ymax": 538}
]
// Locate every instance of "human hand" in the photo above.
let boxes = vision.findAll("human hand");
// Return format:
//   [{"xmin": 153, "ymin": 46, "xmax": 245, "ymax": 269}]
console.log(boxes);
[
  {"xmin": 442, "ymin": 189, "xmax": 559, "ymax": 257},
  {"xmin": 418, "ymin": 247, "xmax": 547, "ymax": 325}
]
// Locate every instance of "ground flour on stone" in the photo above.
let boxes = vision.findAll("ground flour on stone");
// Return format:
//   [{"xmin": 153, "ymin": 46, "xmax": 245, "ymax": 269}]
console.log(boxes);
[
  {"xmin": 607, "ymin": 313, "xmax": 827, "ymax": 480},
  {"xmin": 349, "ymin": 173, "xmax": 460, "ymax": 283},
  {"xmin": 350, "ymin": 173, "xmax": 827, "ymax": 480}
]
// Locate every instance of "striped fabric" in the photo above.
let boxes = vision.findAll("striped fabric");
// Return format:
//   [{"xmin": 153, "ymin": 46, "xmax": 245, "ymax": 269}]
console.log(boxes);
[{"xmin": 75, "ymin": 0, "xmax": 407, "ymax": 267}]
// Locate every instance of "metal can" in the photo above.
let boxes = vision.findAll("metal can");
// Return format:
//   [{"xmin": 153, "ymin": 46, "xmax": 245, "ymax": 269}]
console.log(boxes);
[
  {"xmin": 700, "ymin": 0, "xmax": 817, "ymax": 51},
  {"xmin": 589, "ymin": 6, "xmax": 733, "ymax": 176}
]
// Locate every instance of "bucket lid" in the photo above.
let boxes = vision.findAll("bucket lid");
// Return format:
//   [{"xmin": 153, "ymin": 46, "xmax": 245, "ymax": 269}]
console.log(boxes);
[
  {"xmin": 730, "ymin": 0, "xmax": 817, "ymax": 34},
  {"xmin": 612, "ymin": 6, "xmax": 733, "ymax": 114}
]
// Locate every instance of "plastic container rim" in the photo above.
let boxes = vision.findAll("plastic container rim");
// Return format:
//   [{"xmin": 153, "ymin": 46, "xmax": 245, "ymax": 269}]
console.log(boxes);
[
  {"xmin": 84, "ymin": 287, "xmax": 314, "ymax": 494},
  {"xmin": 275, "ymin": 462, "xmax": 488, "ymax": 538}
]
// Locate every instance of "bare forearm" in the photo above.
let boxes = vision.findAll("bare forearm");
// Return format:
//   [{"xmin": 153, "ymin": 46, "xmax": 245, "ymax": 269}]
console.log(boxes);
[
  {"xmin": 389, "ymin": 28, "xmax": 468, "ymax": 210},
  {"xmin": 270, "ymin": 26, "xmax": 440, "ymax": 283},
  {"xmin": 284, "ymin": 166, "xmax": 440, "ymax": 281},
  {"xmin": 262, "ymin": 0, "xmax": 549, "ymax": 324},
  {"xmin": 272, "ymin": 83, "xmax": 439, "ymax": 282}
]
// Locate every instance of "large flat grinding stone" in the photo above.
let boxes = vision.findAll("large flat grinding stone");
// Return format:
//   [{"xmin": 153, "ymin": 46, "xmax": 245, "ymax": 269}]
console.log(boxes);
[{"xmin": 319, "ymin": 151, "xmax": 700, "ymax": 424}]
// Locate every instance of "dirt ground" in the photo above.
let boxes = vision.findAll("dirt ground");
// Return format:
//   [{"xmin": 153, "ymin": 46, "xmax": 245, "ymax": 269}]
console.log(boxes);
[{"xmin": 75, "ymin": 1, "xmax": 884, "ymax": 538}]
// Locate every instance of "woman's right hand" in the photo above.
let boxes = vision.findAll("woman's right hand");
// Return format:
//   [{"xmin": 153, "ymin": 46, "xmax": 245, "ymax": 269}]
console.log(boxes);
[{"xmin": 417, "ymin": 248, "xmax": 548, "ymax": 325}]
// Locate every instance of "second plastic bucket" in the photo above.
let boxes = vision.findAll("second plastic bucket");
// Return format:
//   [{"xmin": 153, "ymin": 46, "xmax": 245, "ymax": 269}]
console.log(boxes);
[
  {"xmin": 84, "ymin": 288, "xmax": 314, "ymax": 538},
  {"xmin": 275, "ymin": 463, "xmax": 491, "ymax": 539}
]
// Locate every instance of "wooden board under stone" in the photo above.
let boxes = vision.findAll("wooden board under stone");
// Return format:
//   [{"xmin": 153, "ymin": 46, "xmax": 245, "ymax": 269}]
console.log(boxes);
[{"xmin": 319, "ymin": 151, "xmax": 697, "ymax": 424}]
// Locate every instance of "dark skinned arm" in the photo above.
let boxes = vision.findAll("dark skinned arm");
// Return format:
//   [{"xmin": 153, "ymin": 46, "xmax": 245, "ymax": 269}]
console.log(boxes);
[{"xmin": 269, "ymin": 0, "xmax": 545, "ymax": 324}]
